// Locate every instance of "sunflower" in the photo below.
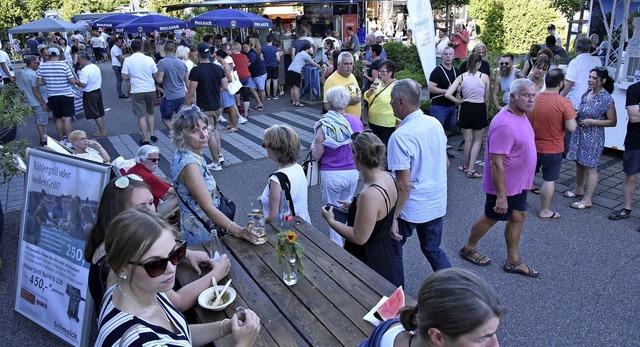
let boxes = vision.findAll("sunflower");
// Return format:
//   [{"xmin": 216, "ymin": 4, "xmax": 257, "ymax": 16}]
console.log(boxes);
[{"xmin": 285, "ymin": 231, "xmax": 297, "ymax": 243}]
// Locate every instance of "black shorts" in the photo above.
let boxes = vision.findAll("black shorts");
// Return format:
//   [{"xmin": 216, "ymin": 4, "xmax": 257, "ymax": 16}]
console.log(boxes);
[
  {"xmin": 266, "ymin": 66, "xmax": 279, "ymax": 80},
  {"xmin": 535, "ymin": 152, "xmax": 563, "ymax": 181},
  {"xmin": 286, "ymin": 70, "xmax": 302, "ymax": 87},
  {"xmin": 82, "ymin": 89, "xmax": 105, "ymax": 120},
  {"xmin": 48, "ymin": 95, "xmax": 75, "ymax": 119},
  {"xmin": 623, "ymin": 148, "xmax": 640, "ymax": 176},
  {"xmin": 458, "ymin": 102, "xmax": 488, "ymax": 130},
  {"xmin": 484, "ymin": 190, "xmax": 528, "ymax": 221}
]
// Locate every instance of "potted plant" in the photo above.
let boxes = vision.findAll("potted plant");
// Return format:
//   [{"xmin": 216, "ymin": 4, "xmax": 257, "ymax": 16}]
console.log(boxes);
[{"xmin": 0, "ymin": 83, "xmax": 30, "ymax": 241}]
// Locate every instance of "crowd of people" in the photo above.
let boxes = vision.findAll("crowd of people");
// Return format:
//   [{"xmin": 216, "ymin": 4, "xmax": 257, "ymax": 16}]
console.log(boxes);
[{"xmin": 6, "ymin": 17, "xmax": 640, "ymax": 346}]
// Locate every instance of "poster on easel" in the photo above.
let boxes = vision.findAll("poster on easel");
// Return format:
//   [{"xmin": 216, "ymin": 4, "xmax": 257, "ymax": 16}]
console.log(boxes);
[{"xmin": 14, "ymin": 149, "xmax": 111, "ymax": 347}]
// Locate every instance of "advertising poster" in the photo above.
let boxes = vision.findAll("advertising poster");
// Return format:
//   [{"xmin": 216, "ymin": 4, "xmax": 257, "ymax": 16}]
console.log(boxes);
[
  {"xmin": 407, "ymin": 0, "xmax": 436, "ymax": 81},
  {"xmin": 342, "ymin": 14, "xmax": 358, "ymax": 43},
  {"xmin": 15, "ymin": 149, "xmax": 111, "ymax": 347}
]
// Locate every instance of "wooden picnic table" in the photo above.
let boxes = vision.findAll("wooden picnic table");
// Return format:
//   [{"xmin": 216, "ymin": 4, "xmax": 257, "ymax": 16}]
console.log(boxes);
[{"xmin": 176, "ymin": 216, "xmax": 414, "ymax": 347}]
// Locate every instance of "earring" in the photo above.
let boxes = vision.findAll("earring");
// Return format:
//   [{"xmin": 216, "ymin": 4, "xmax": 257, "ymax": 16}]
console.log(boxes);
[{"xmin": 119, "ymin": 273, "xmax": 127, "ymax": 280}]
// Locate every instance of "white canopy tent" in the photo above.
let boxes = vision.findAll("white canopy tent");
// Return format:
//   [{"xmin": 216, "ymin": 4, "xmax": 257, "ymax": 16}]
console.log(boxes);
[{"xmin": 7, "ymin": 17, "xmax": 88, "ymax": 56}]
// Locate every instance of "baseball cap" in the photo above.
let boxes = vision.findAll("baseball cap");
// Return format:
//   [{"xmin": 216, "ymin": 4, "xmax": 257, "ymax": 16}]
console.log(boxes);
[
  {"xmin": 374, "ymin": 31, "xmax": 384, "ymax": 37},
  {"xmin": 197, "ymin": 42, "xmax": 211, "ymax": 58},
  {"xmin": 48, "ymin": 47, "xmax": 60, "ymax": 56}
]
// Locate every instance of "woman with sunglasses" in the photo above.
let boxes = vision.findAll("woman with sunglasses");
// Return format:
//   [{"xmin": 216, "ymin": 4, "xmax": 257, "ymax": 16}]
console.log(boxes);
[
  {"xmin": 127, "ymin": 145, "xmax": 178, "ymax": 216},
  {"xmin": 363, "ymin": 60, "xmax": 397, "ymax": 146},
  {"xmin": 565, "ymin": 67, "xmax": 617, "ymax": 210},
  {"xmin": 96, "ymin": 208, "xmax": 260, "ymax": 347},
  {"xmin": 86, "ymin": 175, "xmax": 229, "ymax": 312},
  {"xmin": 321, "ymin": 131, "xmax": 398, "ymax": 285},
  {"xmin": 171, "ymin": 106, "xmax": 264, "ymax": 246},
  {"xmin": 312, "ymin": 86, "xmax": 364, "ymax": 245}
]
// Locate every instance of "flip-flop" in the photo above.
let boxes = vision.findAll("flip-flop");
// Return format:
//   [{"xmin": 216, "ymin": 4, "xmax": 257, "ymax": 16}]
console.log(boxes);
[
  {"xmin": 563, "ymin": 191, "xmax": 584, "ymax": 198},
  {"xmin": 457, "ymin": 165, "xmax": 468, "ymax": 172},
  {"xmin": 530, "ymin": 187, "xmax": 541, "ymax": 194},
  {"xmin": 466, "ymin": 170, "xmax": 483, "ymax": 178},
  {"xmin": 538, "ymin": 212, "xmax": 561, "ymax": 220},
  {"xmin": 570, "ymin": 202, "xmax": 592, "ymax": 209}
]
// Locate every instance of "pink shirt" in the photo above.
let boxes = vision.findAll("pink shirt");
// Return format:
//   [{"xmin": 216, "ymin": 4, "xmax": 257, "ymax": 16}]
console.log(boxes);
[
  {"xmin": 482, "ymin": 108, "xmax": 536, "ymax": 196},
  {"xmin": 452, "ymin": 30, "xmax": 469, "ymax": 59}
]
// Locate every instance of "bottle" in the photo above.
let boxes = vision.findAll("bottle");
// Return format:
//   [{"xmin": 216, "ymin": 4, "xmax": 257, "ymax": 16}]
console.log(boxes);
[
  {"xmin": 210, "ymin": 229, "xmax": 224, "ymax": 260},
  {"xmin": 282, "ymin": 199, "xmax": 292, "ymax": 228},
  {"xmin": 278, "ymin": 190, "xmax": 286, "ymax": 227}
]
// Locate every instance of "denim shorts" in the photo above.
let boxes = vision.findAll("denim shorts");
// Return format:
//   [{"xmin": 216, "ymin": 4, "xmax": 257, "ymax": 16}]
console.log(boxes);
[
  {"xmin": 484, "ymin": 190, "xmax": 528, "ymax": 221},
  {"xmin": 623, "ymin": 148, "xmax": 640, "ymax": 176},
  {"xmin": 247, "ymin": 73, "xmax": 267, "ymax": 90},
  {"xmin": 536, "ymin": 152, "xmax": 563, "ymax": 181},
  {"xmin": 220, "ymin": 91, "xmax": 235, "ymax": 108},
  {"xmin": 430, "ymin": 104, "xmax": 457, "ymax": 131},
  {"xmin": 32, "ymin": 105, "xmax": 49, "ymax": 126},
  {"xmin": 160, "ymin": 97, "xmax": 185, "ymax": 120}
]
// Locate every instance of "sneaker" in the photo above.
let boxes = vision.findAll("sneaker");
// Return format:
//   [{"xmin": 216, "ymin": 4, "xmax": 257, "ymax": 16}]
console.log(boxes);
[
  {"xmin": 238, "ymin": 116, "xmax": 248, "ymax": 124},
  {"xmin": 267, "ymin": 96, "xmax": 272, "ymax": 101},
  {"xmin": 93, "ymin": 131, "xmax": 108, "ymax": 137},
  {"xmin": 272, "ymin": 95, "xmax": 279, "ymax": 100},
  {"xmin": 279, "ymin": 91, "xmax": 284, "ymax": 96},
  {"xmin": 218, "ymin": 115, "xmax": 227, "ymax": 123},
  {"xmin": 218, "ymin": 153, "xmax": 225, "ymax": 163},
  {"xmin": 207, "ymin": 162, "xmax": 223, "ymax": 171},
  {"xmin": 608, "ymin": 209, "xmax": 631, "ymax": 220}
]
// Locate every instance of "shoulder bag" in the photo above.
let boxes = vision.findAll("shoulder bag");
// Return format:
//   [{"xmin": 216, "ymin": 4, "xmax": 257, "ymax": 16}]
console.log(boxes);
[
  {"xmin": 301, "ymin": 151, "xmax": 320, "ymax": 187},
  {"xmin": 270, "ymin": 172, "xmax": 297, "ymax": 216},
  {"xmin": 176, "ymin": 185, "xmax": 236, "ymax": 236},
  {"xmin": 227, "ymin": 70, "xmax": 243, "ymax": 95}
]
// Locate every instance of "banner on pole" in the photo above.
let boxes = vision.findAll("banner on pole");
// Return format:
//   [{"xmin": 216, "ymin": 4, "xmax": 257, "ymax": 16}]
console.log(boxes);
[{"xmin": 407, "ymin": 0, "xmax": 436, "ymax": 82}]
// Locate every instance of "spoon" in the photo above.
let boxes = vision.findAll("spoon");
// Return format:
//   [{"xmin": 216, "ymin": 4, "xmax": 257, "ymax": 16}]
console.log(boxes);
[
  {"xmin": 211, "ymin": 276, "xmax": 221, "ymax": 305},
  {"xmin": 213, "ymin": 279, "xmax": 233, "ymax": 307}
]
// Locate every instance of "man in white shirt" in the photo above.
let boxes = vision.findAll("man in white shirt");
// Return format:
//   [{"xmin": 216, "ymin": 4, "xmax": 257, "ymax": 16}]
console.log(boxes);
[
  {"xmin": 122, "ymin": 40, "xmax": 158, "ymax": 145},
  {"xmin": 435, "ymin": 28, "xmax": 450, "ymax": 65},
  {"xmin": 387, "ymin": 78, "xmax": 452, "ymax": 287},
  {"xmin": 561, "ymin": 38, "xmax": 602, "ymax": 109},
  {"xmin": 0, "ymin": 39, "xmax": 16, "ymax": 83},
  {"xmin": 75, "ymin": 51, "xmax": 108, "ymax": 137},
  {"xmin": 111, "ymin": 37, "xmax": 126, "ymax": 98}
]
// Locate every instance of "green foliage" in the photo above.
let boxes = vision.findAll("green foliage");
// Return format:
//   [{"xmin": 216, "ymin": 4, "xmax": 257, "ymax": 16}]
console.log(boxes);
[
  {"xmin": 382, "ymin": 42, "xmax": 421, "ymax": 72},
  {"xmin": 395, "ymin": 69, "xmax": 427, "ymax": 87},
  {"xmin": 0, "ymin": 139, "xmax": 27, "ymax": 186},
  {"xmin": 431, "ymin": 0, "xmax": 470, "ymax": 10},
  {"xmin": 0, "ymin": 84, "xmax": 30, "ymax": 132},
  {"xmin": 150, "ymin": 0, "xmax": 187, "ymax": 15},
  {"xmin": 59, "ymin": 1, "xmax": 119, "ymax": 21},
  {"xmin": 420, "ymin": 99, "xmax": 431, "ymax": 115},
  {"xmin": 551, "ymin": 0, "xmax": 589, "ymax": 18},
  {"xmin": 470, "ymin": 0, "xmax": 563, "ymax": 54}
]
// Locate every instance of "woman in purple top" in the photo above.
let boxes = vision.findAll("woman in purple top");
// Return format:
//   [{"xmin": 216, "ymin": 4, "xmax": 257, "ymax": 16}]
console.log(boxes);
[{"xmin": 312, "ymin": 86, "xmax": 364, "ymax": 246}]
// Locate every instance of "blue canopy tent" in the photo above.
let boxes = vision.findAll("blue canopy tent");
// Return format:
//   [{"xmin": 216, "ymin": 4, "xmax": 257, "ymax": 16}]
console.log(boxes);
[
  {"xmin": 90, "ymin": 13, "xmax": 141, "ymax": 29},
  {"xmin": 114, "ymin": 14, "xmax": 189, "ymax": 33},
  {"xmin": 190, "ymin": 9, "xmax": 273, "ymax": 28}
]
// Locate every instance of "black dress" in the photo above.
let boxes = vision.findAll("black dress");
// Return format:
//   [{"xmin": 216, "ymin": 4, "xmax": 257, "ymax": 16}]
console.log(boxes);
[{"xmin": 344, "ymin": 183, "xmax": 396, "ymax": 284}]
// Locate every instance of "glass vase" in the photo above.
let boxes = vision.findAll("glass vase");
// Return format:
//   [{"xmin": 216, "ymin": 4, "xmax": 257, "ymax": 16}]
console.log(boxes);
[{"xmin": 281, "ymin": 251, "xmax": 299, "ymax": 286}]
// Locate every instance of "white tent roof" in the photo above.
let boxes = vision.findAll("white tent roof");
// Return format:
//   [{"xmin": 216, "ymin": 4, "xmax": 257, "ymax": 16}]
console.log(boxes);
[{"xmin": 8, "ymin": 17, "xmax": 87, "ymax": 34}]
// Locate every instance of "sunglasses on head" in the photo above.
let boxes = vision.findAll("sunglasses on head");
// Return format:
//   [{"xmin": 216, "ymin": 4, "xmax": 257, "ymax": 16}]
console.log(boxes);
[
  {"xmin": 350, "ymin": 129, "xmax": 373, "ymax": 141},
  {"xmin": 179, "ymin": 104, "xmax": 203, "ymax": 119},
  {"xmin": 115, "ymin": 174, "xmax": 143, "ymax": 189},
  {"xmin": 129, "ymin": 240, "xmax": 187, "ymax": 278}
]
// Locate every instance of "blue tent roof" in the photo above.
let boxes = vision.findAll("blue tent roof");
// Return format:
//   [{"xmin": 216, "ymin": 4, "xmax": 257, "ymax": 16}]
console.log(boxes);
[
  {"xmin": 190, "ymin": 9, "xmax": 272, "ymax": 28},
  {"xmin": 91, "ymin": 14, "xmax": 142, "ymax": 28},
  {"xmin": 8, "ymin": 17, "xmax": 87, "ymax": 34},
  {"xmin": 114, "ymin": 14, "xmax": 189, "ymax": 33}
]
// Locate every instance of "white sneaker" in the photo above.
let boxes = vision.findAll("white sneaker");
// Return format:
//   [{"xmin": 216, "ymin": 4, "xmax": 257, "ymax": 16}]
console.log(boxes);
[
  {"xmin": 207, "ymin": 162, "xmax": 223, "ymax": 171},
  {"xmin": 218, "ymin": 115, "xmax": 227, "ymax": 123},
  {"xmin": 218, "ymin": 153, "xmax": 225, "ymax": 163},
  {"xmin": 238, "ymin": 116, "xmax": 248, "ymax": 124},
  {"xmin": 446, "ymin": 144, "xmax": 452, "ymax": 149}
]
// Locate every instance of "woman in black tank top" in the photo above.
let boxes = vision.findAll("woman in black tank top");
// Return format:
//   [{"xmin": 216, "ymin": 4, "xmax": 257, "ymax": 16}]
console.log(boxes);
[{"xmin": 320, "ymin": 130, "xmax": 398, "ymax": 284}]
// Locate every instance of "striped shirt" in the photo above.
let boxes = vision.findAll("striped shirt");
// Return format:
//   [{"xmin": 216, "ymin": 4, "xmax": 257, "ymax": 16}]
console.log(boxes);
[
  {"xmin": 95, "ymin": 285, "xmax": 192, "ymax": 347},
  {"xmin": 36, "ymin": 61, "xmax": 74, "ymax": 97}
]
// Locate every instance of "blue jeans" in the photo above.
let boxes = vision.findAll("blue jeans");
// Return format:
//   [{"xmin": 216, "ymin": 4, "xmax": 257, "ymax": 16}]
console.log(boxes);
[
  {"xmin": 160, "ymin": 97, "xmax": 185, "ymax": 120},
  {"xmin": 429, "ymin": 104, "xmax": 457, "ymax": 132},
  {"xmin": 112, "ymin": 66, "xmax": 122, "ymax": 95},
  {"xmin": 390, "ymin": 217, "xmax": 452, "ymax": 286}
]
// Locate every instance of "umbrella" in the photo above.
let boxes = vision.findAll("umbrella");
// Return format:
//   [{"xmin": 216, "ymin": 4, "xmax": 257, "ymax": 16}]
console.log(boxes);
[
  {"xmin": 190, "ymin": 9, "xmax": 272, "ymax": 29},
  {"xmin": 90, "ymin": 13, "xmax": 141, "ymax": 29},
  {"xmin": 114, "ymin": 14, "xmax": 189, "ymax": 33}
]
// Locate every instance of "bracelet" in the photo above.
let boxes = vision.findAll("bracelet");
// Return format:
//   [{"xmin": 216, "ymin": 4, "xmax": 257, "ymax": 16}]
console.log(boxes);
[
  {"xmin": 220, "ymin": 318, "xmax": 230, "ymax": 337},
  {"xmin": 225, "ymin": 221, "xmax": 236, "ymax": 234}
]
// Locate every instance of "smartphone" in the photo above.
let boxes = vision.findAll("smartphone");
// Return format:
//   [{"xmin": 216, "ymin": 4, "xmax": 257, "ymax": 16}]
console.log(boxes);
[{"xmin": 325, "ymin": 204, "xmax": 348, "ymax": 224}]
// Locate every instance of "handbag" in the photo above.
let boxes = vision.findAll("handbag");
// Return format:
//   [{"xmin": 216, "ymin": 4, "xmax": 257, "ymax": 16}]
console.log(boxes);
[
  {"xmin": 227, "ymin": 71, "xmax": 242, "ymax": 95},
  {"xmin": 302, "ymin": 151, "xmax": 320, "ymax": 187},
  {"xmin": 176, "ymin": 185, "xmax": 236, "ymax": 235}
]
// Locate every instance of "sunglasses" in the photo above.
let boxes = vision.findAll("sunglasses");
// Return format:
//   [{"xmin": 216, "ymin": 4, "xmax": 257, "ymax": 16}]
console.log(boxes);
[
  {"xmin": 179, "ymin": 104, "xmax": 203, "ymax": 119},
  {"xmin": 129, "ymin": 240, "xmax": 187, "ymax": 278},
  {"xmin": 499, "ymin": 62, "xmax": 510, "ymax": 66},
  {"xmin": 147, "ymin": 158, "xmax": 160, "ymax": 163},
  {"xmin": 115, "ymin": 174, "xmax": 143, "ymax": 189}
]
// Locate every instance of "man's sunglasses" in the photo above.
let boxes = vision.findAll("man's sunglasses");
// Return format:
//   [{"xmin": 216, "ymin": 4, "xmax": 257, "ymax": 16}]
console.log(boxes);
[
  {"xmin": 147, "ymin": 158, "xmax": 160, "ymax": 163},
  {"xmin": 129, "ymin": 240, "xmax": 187, "ymax": 278}
]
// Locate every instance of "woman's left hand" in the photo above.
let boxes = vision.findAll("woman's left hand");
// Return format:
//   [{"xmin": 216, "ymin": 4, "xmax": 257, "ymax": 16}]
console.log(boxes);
[
  {"xmin": 184, "ymin": 249, "xmax": 212, "ymax": 275},
  {"xmin": 241, "ymin": 222, "xmax": 264, "ymax": 244},
  {"xmin": 320, "ymin": 205, "xmax": 334, "ymax": 222}
]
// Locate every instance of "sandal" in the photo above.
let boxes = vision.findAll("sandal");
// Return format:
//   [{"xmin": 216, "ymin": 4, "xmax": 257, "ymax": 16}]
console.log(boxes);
[
  {"xmin": 570, "ymin": 202, "xmax": 592, "ymax": 209},
  {"xmin": 563, "ymin": 191, "xmax": 584, "ymax": 199},
  {"xmin": 503, "ymin": 259, "xmax": 539, "ymax": 278},
  {"xmin": 459, "ymin": 247, "xmax": 491, "ymax": 266},
  {"xmin": 608, "ymin": 209, "xmax": 631, "ymax": 220},
  {"xmin": 530, "ymin": 187, "xmax": 541, "ymax": 195},
  {"xmin": 466, "ymin": 170, "xmax": 483, "ymax": 178},
  {"xmin": 457, "ymin": 165, "xmax": 468, "ymax": 172},
  {"xmin": 255, "ymin": 105, "xmax": 264, "ymax": 111}
]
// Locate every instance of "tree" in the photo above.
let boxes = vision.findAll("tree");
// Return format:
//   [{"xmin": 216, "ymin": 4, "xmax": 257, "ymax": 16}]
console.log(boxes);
[
  {"xmin": 59, "ymin": 0, "xmax": 119, "ymax": 22},
  {"xmin": 150, "ymin": 0, "xmax": 187, "ymax": 15},
  {"xmin": 430, "ymin": 0, "xmax": 470, "ymax": 10},
  {"xmin": 551, "ymin": 0, "xmax": 589, "ymax": 19},
  {"xmin": 0, "ymin": 1, "xmax": 27, "ymax": 37}
]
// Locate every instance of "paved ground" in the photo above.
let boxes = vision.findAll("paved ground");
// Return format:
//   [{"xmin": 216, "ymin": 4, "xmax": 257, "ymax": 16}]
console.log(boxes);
[{"xmin": 0, "ymin": 62, "xmax": 639, "ymax": 346}]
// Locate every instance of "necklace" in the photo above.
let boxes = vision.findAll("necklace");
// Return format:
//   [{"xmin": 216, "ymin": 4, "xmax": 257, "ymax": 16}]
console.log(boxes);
[{"xmin": 117, "ymin": 284, "xmax": 168, "ymax": 322}]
